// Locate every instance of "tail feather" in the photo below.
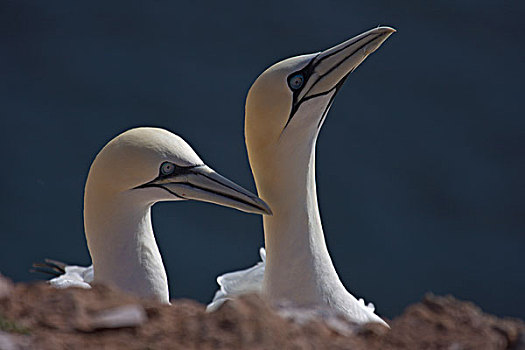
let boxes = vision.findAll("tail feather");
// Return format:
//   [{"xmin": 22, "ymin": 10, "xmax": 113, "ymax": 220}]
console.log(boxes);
[
  {"xmin": 43, "ymin": 259, "xmax": 67, "ymax": 272},
  {"xmin": 29, "ymin": 267, "xmax": 61, "ymax": 277},
  {"xmin": 31, "ymin": 260, "xmax": 67, "ymax": 277}
]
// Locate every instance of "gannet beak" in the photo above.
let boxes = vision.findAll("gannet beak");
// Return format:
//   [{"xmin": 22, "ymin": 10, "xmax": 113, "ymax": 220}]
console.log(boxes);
[
  {"xmin": 180, "ymin": 165, "xmax": 273, "ymax": 215},
  {"xmin": 143, "ymin": 165, "xmax": 272, "ymax": 215},
  {"xmin": 300, "ymin": 27, "xmax": 395, "ymax": 101}
]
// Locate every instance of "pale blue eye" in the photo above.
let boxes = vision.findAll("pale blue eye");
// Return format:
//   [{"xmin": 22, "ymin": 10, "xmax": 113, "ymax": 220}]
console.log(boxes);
[
  {"xmin": 288, "ymin": 73, "xmax": 304, "ymax": 90},
  {"xmin": 160, "ymin": 162, "xmax": 175, "ymax": 176}
]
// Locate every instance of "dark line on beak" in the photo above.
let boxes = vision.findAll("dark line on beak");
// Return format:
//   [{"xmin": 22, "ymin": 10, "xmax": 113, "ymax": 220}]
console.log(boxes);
[
  {"xmin": 317, "ymin": 72, "xmax": 350, "ymax": 128},
  {"xmin": 136, "ymin": 183, "xmax": 186, "ymax": 199},
  {"xmin": 197, "ymin": 172, "xmax": 257, "ymax": 201},
  {"xmin": 312, "ymin": 33, "xmax": 378, "ymax": 72},
  {"xmin": 179, "ymin": 182, "xmax": 262, "ymax": 210},
  {"xmin": 315, "ymin": 34, "xmax": 378, "ymax": 82}
]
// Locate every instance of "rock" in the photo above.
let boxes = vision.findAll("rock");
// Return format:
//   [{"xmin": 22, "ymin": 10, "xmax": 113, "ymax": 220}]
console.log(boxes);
[
  {"xmin": 77, "ymin": 304, "xmax": 147, "ymax": 332},
  {"xmin": 275, "ymin": 301, "xmax": 363, "ymax": 336},
  {"xmin": 0, "ymin": 279, "xmax": 523, "ymax": 349},
  {"xmin": 0, "ymin": 331, "xmax": 31, "ymax": 350},
  {"xmin": 0, "ymin": 274, "xmax": 14, "ymax": 299},
  {"xmin": 0, "ymin": 331, "xmax": 18, "ymax": 350}
]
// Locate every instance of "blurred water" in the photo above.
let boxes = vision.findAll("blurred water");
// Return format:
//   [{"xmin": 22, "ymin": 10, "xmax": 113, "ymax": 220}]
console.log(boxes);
[{"xmin": 0, "ymin": 1, "xmax": 523, "ymax": 319}]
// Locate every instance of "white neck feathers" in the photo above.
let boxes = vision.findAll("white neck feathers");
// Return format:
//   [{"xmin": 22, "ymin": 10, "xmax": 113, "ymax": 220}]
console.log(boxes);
[
  {"xmin": 84, "ymin": 187, "xmax": 169, "ymax": 303},
  {"xmin": 258, "ymin": 136, "xmax": 344, "ymax": 306}
]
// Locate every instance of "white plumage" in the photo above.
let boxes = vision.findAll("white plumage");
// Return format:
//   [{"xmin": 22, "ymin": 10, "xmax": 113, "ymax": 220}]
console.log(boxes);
[
  {"xmin": 208, "ymin": 27, "xmax": 395, "ymax": 327},
  {"xmin": 207, "ymin": 248, "xmax": 266, "ymax": 312},
  {"xmin": 49, "ymin": 265, "xmax": 93, "ymax": 289}
]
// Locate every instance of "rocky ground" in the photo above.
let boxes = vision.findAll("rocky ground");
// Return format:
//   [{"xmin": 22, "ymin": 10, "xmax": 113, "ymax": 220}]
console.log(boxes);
[{"xmin": 0, "ymin": 274, "xmax": 523, "ymax": 350}]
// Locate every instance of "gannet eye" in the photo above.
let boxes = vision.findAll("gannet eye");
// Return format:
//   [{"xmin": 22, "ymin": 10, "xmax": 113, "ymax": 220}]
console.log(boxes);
[
  {"xmin": 160, "ymin": 162, "xmax": 176, "ymax": 176},
  {"xmin": 288, "ymin": 73, "xmax": 304, "ymax": 90}
]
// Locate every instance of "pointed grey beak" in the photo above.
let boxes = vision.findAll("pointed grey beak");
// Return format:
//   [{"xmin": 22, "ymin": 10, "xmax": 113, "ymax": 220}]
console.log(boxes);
[
  {"xmin": 143, "ymin": 165, "xmax": 272, "ymax": 215},
  {"xmin": 298, "ymin": 27, "xmax": 395, "ymax": 102}
]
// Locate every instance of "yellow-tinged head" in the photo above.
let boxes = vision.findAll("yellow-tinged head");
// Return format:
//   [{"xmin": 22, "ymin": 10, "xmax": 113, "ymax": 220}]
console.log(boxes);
[
  {"xmin": 245, "ymin": 27, "xmax": 395, "ymax": 202},
  {"xmin": 85, "ymin": 127, "xmax": 271, "ymax": 215}
]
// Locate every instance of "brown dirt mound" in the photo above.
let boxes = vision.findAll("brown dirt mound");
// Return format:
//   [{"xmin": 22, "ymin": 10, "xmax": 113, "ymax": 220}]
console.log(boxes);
[{"xmin": 0, "ymin": 274, "xmax": 523, "ymax": 350}]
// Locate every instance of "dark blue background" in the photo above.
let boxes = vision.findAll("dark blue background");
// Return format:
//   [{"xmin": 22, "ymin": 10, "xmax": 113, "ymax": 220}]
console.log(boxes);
[{"xmin": 1, "ymin": 1, "xmax": 524, "ymax": 319}]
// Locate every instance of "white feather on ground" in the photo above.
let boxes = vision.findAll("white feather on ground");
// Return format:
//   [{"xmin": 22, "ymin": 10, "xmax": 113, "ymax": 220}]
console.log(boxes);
[
  {"xmin": 49, "ymin": 264, "xmax": 93, "ymax": 289},
  {"xmin": 206, "ymin": 248, "xmax": 266, "ymax": 312}
]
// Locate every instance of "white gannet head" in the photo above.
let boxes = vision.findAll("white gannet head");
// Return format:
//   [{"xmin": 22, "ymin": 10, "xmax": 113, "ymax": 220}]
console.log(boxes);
[
  {"xmin": 245, "ymin": 27, "xmax": 395, "ymax": 203},
  {"xmin": 86, "ymin": 127, "xmax": 271, "ymax": 215}
]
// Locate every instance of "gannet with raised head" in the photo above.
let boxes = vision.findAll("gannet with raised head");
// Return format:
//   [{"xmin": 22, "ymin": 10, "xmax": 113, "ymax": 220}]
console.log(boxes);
[
  {"xmin": 35, "ymin": 127, "xmax": 271, "ymax": 304},
  {"xmin": 208, "ymin": 27, "xmax": 395, "ymax": 326}
]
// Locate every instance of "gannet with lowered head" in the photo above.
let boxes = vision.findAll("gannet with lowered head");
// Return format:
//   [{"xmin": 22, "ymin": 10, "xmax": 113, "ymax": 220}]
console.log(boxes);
[
  {"xmin": 36, "ymin": 127, "xmax": 271, "ymax": 304},
  {"xmin": 208, "ymin": 27, "xmax": 395, "ymax": 326}
]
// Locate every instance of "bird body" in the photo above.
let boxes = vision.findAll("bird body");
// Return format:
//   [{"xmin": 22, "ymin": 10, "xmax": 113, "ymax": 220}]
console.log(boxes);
[
  {"xmin": 209, "ymin": 27, "xmax": 395, "ymax": 326},
  {"xmin": 37, "ymin": 127, "xmax": 270, "ymax": 303}
]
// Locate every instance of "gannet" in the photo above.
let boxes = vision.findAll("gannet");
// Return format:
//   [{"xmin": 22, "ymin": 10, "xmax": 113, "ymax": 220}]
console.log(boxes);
[
  {"xmin": 34, "ymin": 127, "xmax": 271, "ymax": 304},
  {"xmin": 208, "ymin": 27, "xmax": 395, "ymax": 326}
]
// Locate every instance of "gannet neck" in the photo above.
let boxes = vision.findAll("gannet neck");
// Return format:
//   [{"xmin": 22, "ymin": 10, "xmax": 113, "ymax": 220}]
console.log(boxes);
[
  {"xmin": 84, "ymin": 183, "xmax": 169, "ymax": 303},
  {"xmin": 259, "ymin": 137, "xmax": 344, "ymax": 306}
]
